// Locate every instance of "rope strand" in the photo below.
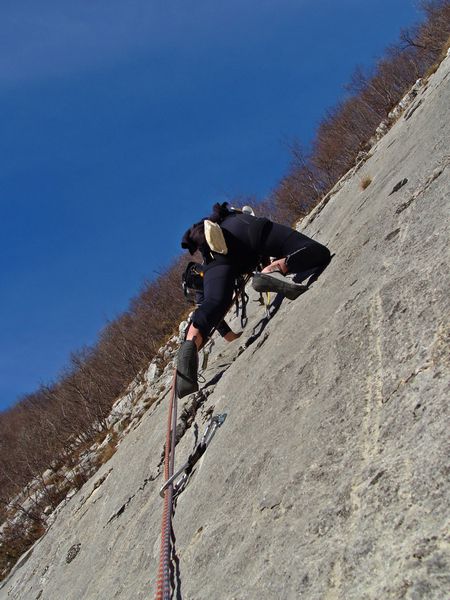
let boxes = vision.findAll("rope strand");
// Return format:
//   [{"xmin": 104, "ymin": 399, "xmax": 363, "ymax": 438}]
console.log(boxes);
[{"xmin": 155, "ymin": 369, "xmax": 178, "ymax": 600}]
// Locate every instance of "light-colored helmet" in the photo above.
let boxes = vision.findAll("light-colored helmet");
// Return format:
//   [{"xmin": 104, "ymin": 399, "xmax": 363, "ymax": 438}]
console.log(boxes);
[{"xmin": 242, "ymin": 205, "xmax": 255, "ymax": 216}]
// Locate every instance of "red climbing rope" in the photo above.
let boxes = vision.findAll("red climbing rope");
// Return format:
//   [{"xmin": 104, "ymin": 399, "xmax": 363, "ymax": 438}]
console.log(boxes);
[{"xmin": 155, "ymin": 369, "xmax": 178, "ymax": 600}]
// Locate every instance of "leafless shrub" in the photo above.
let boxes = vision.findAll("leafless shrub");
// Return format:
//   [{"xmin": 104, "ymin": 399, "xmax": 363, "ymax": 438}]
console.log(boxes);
[
  {"xmin": 96, "ymin": 434, "xmax": 119, "ymax": 466},
  {"xmin": 360, "ymin": 176, "xmax": 373, "ymax": 190},
  {"xmin": 271, "ymin": 0, "xmax": 450, "ymax": 221},
  {"xmin": 401, "ymin": 1, "xmax": 450, "ymax": 60},
  {"xmin": 0, "ymin": 519, "xmax": 46, "ymax": 580}
]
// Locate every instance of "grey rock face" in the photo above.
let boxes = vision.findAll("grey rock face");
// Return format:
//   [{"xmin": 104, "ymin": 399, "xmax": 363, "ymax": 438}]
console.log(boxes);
[{"xmin": 1, "ymin": 55, "xmax": 449, "ymax": 600}]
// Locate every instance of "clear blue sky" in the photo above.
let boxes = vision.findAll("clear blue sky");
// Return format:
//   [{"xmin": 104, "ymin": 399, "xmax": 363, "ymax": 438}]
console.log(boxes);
[{"xmin": 0, "ymin": 0, "xmax": 421, "ymax": 410}]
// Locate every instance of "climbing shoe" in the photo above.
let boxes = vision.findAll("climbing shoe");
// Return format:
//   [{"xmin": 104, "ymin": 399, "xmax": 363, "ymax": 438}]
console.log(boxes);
[
  {"xmin": 252, "ymin": 271, "xmax": 308, "ymax": 301},
  {"xmin": 176, "ymin": 340, "xmax": 199, "ymax": 398}
]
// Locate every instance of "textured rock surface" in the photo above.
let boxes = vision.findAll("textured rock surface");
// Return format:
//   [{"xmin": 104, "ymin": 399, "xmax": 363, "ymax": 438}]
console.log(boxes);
[{"xmin": 1, "ymin": 54, "xmax": 449, "ymax": 600}]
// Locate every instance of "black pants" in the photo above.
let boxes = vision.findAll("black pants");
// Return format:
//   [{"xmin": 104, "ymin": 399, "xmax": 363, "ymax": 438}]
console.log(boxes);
[
  {"xmin": 192, "ymin": 223, "xmax": 330, "ymax": 338},
  {"xmin": 262, "ymin": 223, "xmax": 330, "ymax": 274},
  {"xmin": 193, "ymin": 264, "xmax": 237, "ymax": 338}
]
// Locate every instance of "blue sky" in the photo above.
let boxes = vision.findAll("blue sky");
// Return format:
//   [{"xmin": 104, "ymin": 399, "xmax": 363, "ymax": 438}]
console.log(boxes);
[{"xmin": 0, "ymin": 0, "xmax": 421, "ymax": 410}]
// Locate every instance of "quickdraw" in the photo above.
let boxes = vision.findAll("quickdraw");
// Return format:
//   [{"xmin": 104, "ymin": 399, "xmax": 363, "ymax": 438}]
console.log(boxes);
[
  {"xmin": 234, "ymin": 276, "xmax": 249, "ymax": 329},
  {"xmin": 159, "ymin": 413, "xmax": 226, "ymax": 499}
]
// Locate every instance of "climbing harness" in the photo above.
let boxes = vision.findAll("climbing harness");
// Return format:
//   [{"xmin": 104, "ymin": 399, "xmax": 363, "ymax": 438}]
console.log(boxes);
[
  {"xmin": 182, "ymin": 263, "xmax": 250, "ymax": 330},
  {"xmin": 182, "ymin": 262, "xmax": 204, "ymax": 299}
]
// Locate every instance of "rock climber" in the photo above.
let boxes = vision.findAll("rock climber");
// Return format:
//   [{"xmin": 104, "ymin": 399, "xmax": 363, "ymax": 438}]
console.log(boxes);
[{"xmin": 177, "ymin": 202, "xmax": 331, "ymax": 398}]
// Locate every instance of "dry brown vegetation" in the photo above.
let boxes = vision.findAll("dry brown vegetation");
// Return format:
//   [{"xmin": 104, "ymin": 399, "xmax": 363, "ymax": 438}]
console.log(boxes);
[
  {"xmin": 0, "ymin": 0, "xmax": 449, "ymax": 581},
  {"xmin": 360, "ymin": 176, "xmax": 373, "ymax": 190},
  {"xmin": 269, "ymin": 0, "xmax": 450, "ymax": 224},
  {"xmin": 0, "ymin": 257, "xmax": 189, "ymax": 523},
  {"xmin": 96, "ymin": 433, "xmax": 119, "ymax": 466},
  {"xmin": 0, "ymin": 520, "xmax": 46, "ymax": 578}
]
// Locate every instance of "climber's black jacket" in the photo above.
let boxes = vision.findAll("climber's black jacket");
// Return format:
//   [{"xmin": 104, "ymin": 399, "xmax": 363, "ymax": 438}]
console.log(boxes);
[{"xmin": 181, "ymin": 206, "xmax": 330, "ymax": 338}]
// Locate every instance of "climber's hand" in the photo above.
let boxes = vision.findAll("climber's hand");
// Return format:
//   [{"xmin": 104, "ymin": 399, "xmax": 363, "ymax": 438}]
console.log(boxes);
[{"xmin": 261, "ymin": 258, "xmax": 288, "ymax": 274}]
